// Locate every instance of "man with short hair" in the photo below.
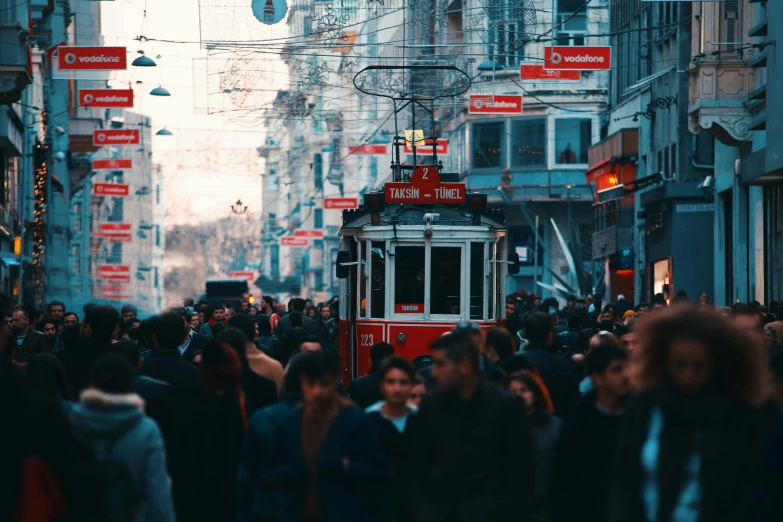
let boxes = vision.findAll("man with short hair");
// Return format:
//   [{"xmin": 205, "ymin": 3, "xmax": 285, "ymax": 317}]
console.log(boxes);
[
  {"xmin": 558, "ymin": 314, "xmax": 583, "ymax": 359},
  {"xmin": 275, "ymin": 297, "xmax": 318, "ymax": 338},
  {"xmin": 484, "ymin": 328, "xmax": 515, "ymax": 368},
  {"xmin": 176, "ymin": 310, "xmax": 208, "ymax": 362},
  {"xmin": 731, "ymin": 303, "xmax": 764, "ymax": 334},
  {"xmin": 63, "ymin": 311, "xmax": 79, "ymax": 328},
  {"xmin": 121, "ymin": 304, "xmax": 138, "ymax": 324},
  {"xmin": 41, "ymin": 317, "xmax": 62, "ymax": 352},
  {"xmin": 228, "ymin": 314, "xmax": 284, "ymax": 393},
  {"xmin": 550, "ymin": 342, "xmax": 630, "ymax": 522},
  {"xmin": 598, "ymin": 305, "xmax": 616, "ymax": 324},
  {"xmin": 504, "ymin": 299, "xmax": 524, "ymax": 337},
  {"xmin": 348, "ymin": 342, "xmax": 395, "ymax": 408},
  {"xmin": 10, "ymin": 308, "xmax": 45, "ymax": 362},
  {"xmin": 198, "ymin": 305, "xmax": 227, "ymax": 340},
  {"xmin": 48, "ymin": 301, "xmax": 65, "ymax": 321},
  {"xmin": 405, "ymin": 334, "xmax": 534, "ymax": 522},
  {"xmin": 239, "ymin": 300, "xmax": 250, "ymax": 314}
]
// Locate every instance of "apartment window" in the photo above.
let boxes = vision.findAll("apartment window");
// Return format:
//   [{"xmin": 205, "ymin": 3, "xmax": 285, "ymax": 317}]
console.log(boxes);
[
  {"xmin": 72, "ymin": 245, "xmax": 80, "ymax": 257},
  {"xmin": 154, "ymin": 267, "xmax": 159, "ymax": 288},
  {"xmin": 488, "ymin": 12, "xmax": 523, "ymax": 67},
  {"xmin": 555, "ymin": 0, "xmax": 588, "ymax": 46},
  {"xmin": 268, "ymin": 168, "xmax": 278, "ymax": 192},
  {"xmin": 155, "ymin": 184, "xmax": 161, "ymax": 205},
  {"xmin": 314, "ymin": 208, "xmax": 323, "ymax": 229},
  {"xmin": 511, "ymin": 118, "xmax": 546, "ymax": 167},
  {"xmin": 155, "ymin": 225, "xmax": 161, "ymax": 247},
  {"xmin": 270, "ymin": 243, "xmax": 280, "ymax": 278},
  {"xmin": 472, "ymin": 121, "xmax": 505, "ymax": 169},
  {"xmin": 313, "ymin": 153, "xmax": 323, "ymax": 190},
  {"xmin": 73, "ymin": 216, "xmax": 81, "ymax": 231},
  {"xmin": 555, "ymin": 119, "xmax": 591, "ymax": 165},
  {"xmin": 72, "ymin": 259, "xmax": 80, "ymax": 274}
]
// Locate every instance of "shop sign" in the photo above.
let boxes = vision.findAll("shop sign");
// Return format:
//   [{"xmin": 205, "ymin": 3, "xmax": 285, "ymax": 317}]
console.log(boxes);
[
  {"xmin": 324, "ymin": 197, "xmax": 359, "ymax": 209},
  {"xmin": 228, "ymin": 271, "xmax": 255, "ymax": 280},
  {"xmin": 58, "ymin": 46, "xmax": 127, "ymax": 70},
  {"xmin": 402, "ymin": 139, "xmax": 448, "ymax": 155},
  {"xmin": 92, "ymin": 183, "xmax": 130, "ymax": 197},
  {"xmin": 349, "ymin": 144, "xmax": 388, "ymax": 155},
  {"xmin": 280, "ymin": 237, "xmax": 308, "ymax": 247},
  {"xmin": 519, "ymin": 63, "xmax": 581, "ymax": 82},
  {"xmin": 79, "ymin": 89, "xmax": 134, "ymax": 108},
  {"xmin": 675, "ymin": 203, "xmax": 715, "ymax": 213},
  {"xmin": 99, "ymin": 223, "xmax": 131, "ymax": 233},
  {"xmin": 469, "ymin": 95, "xmax": 523, "ymax": 114},
  {"xmin": 544, "ymin": 46, "xmax": 612, "ymax": 71},
  {"xmin": 93, "ymin": 129, "xmax": 140, "ymax": 146},
  {"xmin": 294, "ymin": 230, "xmax": 325, "ymax": 238},
  {"xmin": 93, "ymin": 158, "xmax": 132, "ymax": 170}
]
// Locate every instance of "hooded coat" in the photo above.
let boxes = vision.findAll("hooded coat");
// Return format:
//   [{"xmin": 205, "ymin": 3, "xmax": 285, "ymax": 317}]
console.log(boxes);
[{"xmin": 69, "ymin": 389, "xmax": 175, "ymax": 522}]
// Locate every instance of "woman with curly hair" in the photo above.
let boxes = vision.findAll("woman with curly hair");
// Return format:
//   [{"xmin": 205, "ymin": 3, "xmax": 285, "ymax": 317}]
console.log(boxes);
[{"xmin": 608, "ymin": 305, "xmax": 772, "ymax": 522}]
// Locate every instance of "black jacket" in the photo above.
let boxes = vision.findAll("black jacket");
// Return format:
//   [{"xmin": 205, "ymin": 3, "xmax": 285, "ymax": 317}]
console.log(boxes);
[
  {"xmin": 405, "ymin": 384, "xmax": 534, "ymax": 522},
  {"xmin": 274, "ymin": 313, "xmax": 318, "ymax": 339},
  {"xmin": 607, "ymin": 388, "xmax": 769, "ymax": 522},
  {"xmin": 133, "ymin": 374, "xmax": 174, "ymax": 451},
  {"xmin": 557, "ymin": 328, "xmax": 582, "ymax": 358},
  {"xmin": 13, "ymin": 329, "xmax": 46, "ymax": 363},
  {"xmin": 348, "ymin": 372, "xmax": 383, "ymax": 409},
  {"xmin": 550, "ymin": 391, "xmax": 624, "ymax": 522},
  {"xmin": 241, "ymin": 367, "xmax": 278, "ymax": 416},
  {"xmin": 181, "ymin": 332, "xmax": 208, "ymax": 362},
  {"xmin": 56, "ymin": 338, "xmax": 112, "ymax": 395},
  {"xmin": 367, "ymin": 409, "xmax": 413, "ymax": 522},
  {"xmin": 523, "ymin": 346, "xmax": 579, "ymax": 418},
  {"xmin": 141, "ymin": 348, "xmax": 204, "ymax": 406}
]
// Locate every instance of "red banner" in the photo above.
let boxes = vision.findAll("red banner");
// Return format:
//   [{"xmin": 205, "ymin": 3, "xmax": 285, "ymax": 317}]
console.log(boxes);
[
  {"xmin": 395, "ymin": 304, "xmax": 423, "ymax": 314},
  {"xmin": 294, "ymin": 230, "xmax": 325, "ymax": 239},
  {"xmin": 58, "ymin": 46, "xmax": 127, "ymax": 71},
  {"xmin": 543, "ymin": 46, "xmax": 612, "ymax": 71},
  {"xmin": 99, "ymin": 264, "xmax": 130, "ymax": 275},
  {"xmin": 79, "ymin": 89, "xmax": 134, "ymax": 108},
  {"xmin": 403, "ymin": 139, "xmax": 449, "ymax": 156},
  {"xmin": 384, "ymin": 182, "xmax": 466, "ymax": 204},
  {"xmin": 93, "ymin": 183, "xmax": 129, "ymax": 197},
  {"xmin": 102, "ymin": 284, "xmax": 128, "ymax": 294},
  {"xmin": 520, "ymin": 63, "xmax": 581, "ymax": 82},
  {"xmin": 228, "ymin": 271, "xmax": 255, "ymax": 281},
  {"xmin": 324, "ymin": 197, "xmax": 359, "ymax": 210},
  {"xmin": 93, "ymin": 129, "xmax": 140, "ymax": 146},
  {"xmin": 99, "ymin": 275, "xmax": 131, "ymax": 284},
  {"xmin": 93, "ymin": 158, "xmax": 132, "ymax": 170},
  {"xmin": 93, "ymin": 232, "xmax": 132, "ymax": 243},
  {"xmin": 280, "ymin": 237, "xmax": 309, "ymax": 247},
  {"xmin": 469, "ymin": 95, "xmax": 523, "ymax": 115},
  {"xmin": 349, "ymin": 144, "xmax": 388, "ymax": 155},
  {"xmin": 100, "ymin": 223, "xmax": 131, "ymax": 233}
]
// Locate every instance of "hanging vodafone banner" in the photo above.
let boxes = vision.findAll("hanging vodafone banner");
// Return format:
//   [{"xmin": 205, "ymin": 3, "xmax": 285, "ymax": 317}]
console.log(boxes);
[
  {"xmin": 280, "ymin": 237, "xmax": 309, "ymax": 247},
  {"xmin": 324, "ymin": 197, "xmax": 359, "ymax": 210},
  {"xmin": 403, "ymin": 139, "xmax": 449, "ymax": 155},
  {"xmin": 520, "ymin": 63, "xmax": 581, "ymax": 83},
  {"xmin": 349, "ymin": 144, "xmax": 388, "ymax": 155},
  {"xmin": 58, "ymin": 46, "xmax": 127, "ymax": 71},
  {"xmin": 469, "ymin": 95, "xmax": 523, "ymax": 115},
  {"xmin": 79, "ymin": 89, "xmax": 134, "ymax": 108},
  {"xmin": 93, "ymin": 183, "xmax": 130, "ymax": 197},
  {"xmin": 93, "ymin": 158, "xmax": 132, "ymax": 170},
  {"xmin": 93, "ymin": 129, "xmax": 140, "ymax": 146},
  {"xmin": 544, "ymin": 46, "xmax": 612, "ymax": 71}
]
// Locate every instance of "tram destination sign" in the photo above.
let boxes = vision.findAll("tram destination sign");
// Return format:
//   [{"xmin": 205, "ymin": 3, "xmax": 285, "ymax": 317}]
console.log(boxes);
[{"xmin": 384, "ymin": 182, "xmax": 466, "ymax": 204}]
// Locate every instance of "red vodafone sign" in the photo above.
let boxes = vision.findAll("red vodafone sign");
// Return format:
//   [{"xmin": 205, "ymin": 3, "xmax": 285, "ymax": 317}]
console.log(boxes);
[
  {"xmin": 280, "ymin": 237, "xmax": 309, "ymax": 247},
  {"xmin": 520, "ymin": 63, "xmax": 581, "ymax": 82},
  {"xmin": 294, "ymin": 230, "xmax": 325, "ymax": 239},
  {"xmin": 58, "ymin": 46, "xmax": 127, "ymax": 71},
  {"xmin": 349, "ymin": 144, "xmax": 388, "ymax": 155},
  {"xmin": 93, "ymin": 129, "xmax": 140, "ymax": 146},
  {"xmin": 384, "ymin": 182, "xmax": 466, "ymax": 204},
  {"xmin": 228, "ymin": 271, "xmax": 255, "ymax": 281},
  {"xmin": 79, "ymin": 89, "xmax": 134, "ymax": 108},
  {"xmin": 403, "ymin": 139, "xmax": 448, "ymax": 155},
  {"xmin": 324, "ymin": 197, "xmax": 359, "ymax": 210},
  {"xmin": 93, "ymin": 183, "xmax": 130, "ymax": 197},
  {"xmin": 469, "ymin": 95, "xmax": 523, "ymax": 115},
  {"xmin": 100, "ymin": 223, "xmax": 131, "ymax": 233},
  {"xmin": 93, "ymin": 158, "xmax": 132, "ymax": 170},
  {"xmin": 99, "ymin": 264, "xmax": 130, "ymax": 275},
  {"xmin": 544, "ymin": 46, "xmax": 612, "ymax": 71}
]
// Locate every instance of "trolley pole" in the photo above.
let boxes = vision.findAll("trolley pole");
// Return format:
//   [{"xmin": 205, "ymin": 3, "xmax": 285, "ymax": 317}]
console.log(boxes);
[{"xmin": 533, "ymin": 214, "xmax": 539, "ymax": 292}]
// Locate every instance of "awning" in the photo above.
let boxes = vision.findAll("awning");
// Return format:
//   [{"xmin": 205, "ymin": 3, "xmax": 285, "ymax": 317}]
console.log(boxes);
[
  {"xmin": 622, "ymin": 66, "xmax": 676, "ymax": 97},
  {"xmin": 586, "ymin": 158, "xmax": 612, "ymax": 183}
]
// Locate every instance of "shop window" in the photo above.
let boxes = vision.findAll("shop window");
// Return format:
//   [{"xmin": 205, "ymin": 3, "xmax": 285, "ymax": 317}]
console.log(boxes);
[
  {"xmin": 511, "ymin": 118, "xmax": 546, "ymax": 167},
  {"xmin": 470, "ymin": 243, "xmax": 485, "ymax": 320},
  {"xmin": 360, "ymin": 242, "xmax": 368, "ymax": 317},
  {"xmin": 371, "ymin": 241, "xmax": 386, "ymax": 319},
  {"xmin": 431, "ymin": 246, "xmax": 461, "ymax": 315},
  {"xmin": 156, "ymin": 184, "xmax": 161, "ymax": 204},
  {"xmin": 314, "ymin": 208, "xmax": 323, "ymax": 229},
  {"xmin": 394, "ymin": 246, "xmax": 425, "ymax": 310},
  {"xmin": 488, "ymin": 16, "xmax": 523, "ymax": 67},
  {"xmin": 555, "ymin": 119, "xmax": 591, "ymax": 164},
  {"xmin": 270, "ymin": 244, "xmax": 280, "ymax": 278},
  {"xmin": 472, "ymin": 121, "xmax": 505, "ymax": 169}
]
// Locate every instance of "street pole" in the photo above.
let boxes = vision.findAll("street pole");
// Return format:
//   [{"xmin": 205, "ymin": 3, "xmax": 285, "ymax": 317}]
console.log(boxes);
[{"xmin": 533, "ymin": 214, "xmax": 539, "ymax": 293}]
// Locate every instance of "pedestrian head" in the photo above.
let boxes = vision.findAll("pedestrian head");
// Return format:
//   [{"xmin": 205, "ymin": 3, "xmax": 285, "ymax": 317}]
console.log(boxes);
[
  {"xmin": 319, "ymin": 304, "xmax": 332, "ymax": 321},
  {"xmin": 305, "ymin": 306, "xmax": 317, "ymax": 319},
  {"xmin": 298, "ymin": 350, "xmax": 341, "ymax": 411},
  {"xmin": 636, "ymin": 305, "xmax": 770, "ymax": 404},
  {"xmin": 505, "ymin": 299, "xmax": 517, "ymax": 318},
  {"xmin": 524, "ymin": 312, "xmax": 554, "ymax": 349},
  {"xmin": 588, "ymin": 331, "xmax": 617, "ymax": 354},
  {"xmin": 151, "ymin": 311, "xmax": 188, "ymax": 349},
  {"xmin": 485, "ymin": 328, "xmax": 515, "ymax": 364},
  {"xmin": 764, "ymin": 326, "xmax": 778, "ymax": 350},
  {"xmin": 587, "ymin": 341, "xmax": 631, "ymax": 399},
  {"xmin": 298, "ymin": 336, "xmax": 322, "ymax": 353},
  {"xmin": 452, "ymin": 321, "xmax": 485, "ymax": 352},
  {"xmin": 290, "ymin": 311, "xmax": 304, "ymax": 328},
  {"xmin": 211, "ymin": 305, "xmax": 226, "ymax": 323},
  {"xmin": 107, "ymin": 339, "xmax": 142, "ymax": 370},
  {"xmin": 599, "ymin": 305, "xmax": 616, "ymax": 323},
  {"xmin": 699, "ymin": 292, "xmax": 709, "ymax": 305},
  {"xmin": 503, "ymin": 352, "xmax": 535, "ymax": 376},
  {"xmin": 227, "ymin": 314, "xmax": 258, "ymax": 343},
  {"xmin": 507, "ymin": 371, "xmax": 552, "ymax": 419},
  {"xmin": 215, "ymin": 327, "xmax": 251, "ymax": 363},
  {"xmin": 63, "ymin": 312, "xmax": 78, "ymax": 328},
  {"xmin": 290, "ymin": 298, "xmax": 306, "ymax": 313},
  {"xmin": 120, "ymin": 304, "xmax": 138, "ymax": 324},
  {"xmin": 11, "ymin": 308, "xmax": 31, "ymax": 334},
  {"xmin": 730, "ymin": 303, "xmax": 764, "ymax": 334},
  {"xmin": 615, "ymin": 323, "xmax": 639, "ymax": 354},
  {"xmin": 369, "ymin": 341, "xmax": 394, "ymax": 372},
  {"xmin": 378, "ymin": 356, "xmax": 416, "ymax": 407},
  {"xmin": 240, "ymin": 300, "xmax": 250, "ymax": 313},
  {"xmin": 637, "ymin": 302, "xmax": 651, "ymax": 315},
  {"xmin": 567, "ymin": 314, "xmax": 583, "ymax": 330},
  {"xmin": 82, "ymin": 304, "xmax": 121, "ymax": 341},
  {"xmin": 41, "ymin": 317, "xmax": 58, "ymax": 341},
  {"xmin": 429, "ymin": 334, "xmax": 480, "ymax": 391},
  {"xmin": 408, "ymin": 375, "xmax": 427, "ymax": 408},
  {"xmin": 90, "ymin": 354, "xmax": 133, "ymax": 394},
  {"xmin": 26, "ymin": 354, "xmax": 74, "ymax": 402},
  {"xmin": 48, "ymin": 301, "xmax": 65, "ymax": 320}
]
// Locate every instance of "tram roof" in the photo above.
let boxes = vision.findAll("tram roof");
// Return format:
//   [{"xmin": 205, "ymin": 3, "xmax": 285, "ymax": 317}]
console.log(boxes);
[{"xmin": 340, "ymin": 204, "xmax": 506, "ymax": 234}]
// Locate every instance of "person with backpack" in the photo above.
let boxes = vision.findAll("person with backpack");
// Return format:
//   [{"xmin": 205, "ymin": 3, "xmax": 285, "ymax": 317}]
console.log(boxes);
[{"xmin": 69, "ymin": 354, "xmax": 175, "ymax": 522}]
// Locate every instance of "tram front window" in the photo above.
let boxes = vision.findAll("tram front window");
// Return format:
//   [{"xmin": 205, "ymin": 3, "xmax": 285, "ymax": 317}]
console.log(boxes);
[
  {"xmin": 431, "ymin": 247, "xmax": 461, "ymax": 315},
  {"xmin": 371, "ymin": 241, "xmax": 386, "ymax": 318},
  {"xmin": 395, "ymin": 246, "xmax": 425, "ymax": 312}
]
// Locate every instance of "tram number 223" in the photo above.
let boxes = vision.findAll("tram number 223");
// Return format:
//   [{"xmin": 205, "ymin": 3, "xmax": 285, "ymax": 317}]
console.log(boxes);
[{"xmin": 360, "ymin": 334, "xmax": 375, "ymax": 347}]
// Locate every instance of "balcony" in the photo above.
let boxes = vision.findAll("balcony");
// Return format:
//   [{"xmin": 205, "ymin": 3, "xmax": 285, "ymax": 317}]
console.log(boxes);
[
  {"xmin": 592, "ymin": 209, "xmax": 634, "ymax": 260},
  {"xmin": 0, "ymin": 25, "xmax": 33, "ymax": 106}
]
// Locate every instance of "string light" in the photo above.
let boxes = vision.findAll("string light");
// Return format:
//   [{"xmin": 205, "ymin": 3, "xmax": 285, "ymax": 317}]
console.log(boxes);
[{"xmin": 32, "ymin": 110, "xmax": 48, "ymax": 303}]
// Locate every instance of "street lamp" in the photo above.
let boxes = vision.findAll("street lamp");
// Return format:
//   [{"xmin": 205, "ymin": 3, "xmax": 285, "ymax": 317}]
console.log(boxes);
[
  {"xmin": 150, "ymin": 86, "xmax": 171, "ymax": 96},
  {"xmin": 231, "ymin": 199, "xmax": 248, "ymax": 214},
  {"xmin": 156, "ymin": 128, "xmax": 173, "ymax": 136},
  {"xmin": 131, "ymin": 51, "xmax": 156, "ymax": 67}
]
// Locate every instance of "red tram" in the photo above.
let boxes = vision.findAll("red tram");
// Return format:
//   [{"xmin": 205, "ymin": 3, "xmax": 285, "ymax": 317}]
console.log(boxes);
[{"xmin": 334, "ymin": 168, "xmax": 519, "ymax": 383}]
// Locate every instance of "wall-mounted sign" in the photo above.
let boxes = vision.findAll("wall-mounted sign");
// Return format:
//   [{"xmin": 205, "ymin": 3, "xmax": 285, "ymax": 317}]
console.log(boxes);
[
  {"xmin": 93, "ymin": 231, "xmax": 132, "ymax": 243},
  {"xmin": 99, "ymin": 223, "xmax": 131, "ymax": 233},
  {"xmin": 675, "ymin": 203, "xmax": 715, "ymax": 213},
  {"xmin": 92, "ymin": 183, "xmax": 130, "ymax": 197},
  {"xmin": 402, "ymin": 139, "xmax": 449, "ymax": 155},
  {"xmin": 469, "ymin": 95, "xmax": 523, "ymax": 115},
  {"xmin": 251, "ymin": 0, "xmax": 287, "ymax": 25},
  {"xmin": 280, "ymin": 237, "xmax": 308, "ymax": 247},
  {"xmin": 404, "ymin": 129, "xmax": 425, "ymax": 147},
  {"xmin": 228, "ymin": 271, "xmax": 255, "ymax": 281},
  {"xmin": 520, "ymin": 63, "xmax": 581, "ymax": 82},
  {"xmin": 294, "ymin": 230, "xmax": 325, "ymax": 239},
  {"xmin": 99, "ymin": 264, "xmax": 130, "ymax": 276},
  {"xmin": 349, "ymin": 144, "xmax": 388, "ymax": 155},
  {"xmin": 384, "ymin": 182, "xmax": 466, "ymax": 204},
  {"xmin": 544, "ymin": 46, "xmax": 612, "ymax": 71},
  {"xmin": 79, "ymin": 89, "xmax": 134, "ymax": 108},
  {"xmin": 93, "ymin": 129, "xmax": 140, "ymax": 146},
  {"xmin": 324, "ymin": 197, "xmax": 358, "ymax": 209},
  {"xmin": 58, "ymin": 46, "xmax": 127, "ymax": 71},
  {"xmin": 395, "ymin": 304, "xmax": 423, "ymax": 313},
  {"xmin": 93, "ymin": 158, "xmax": 132, "ymax": 170}
]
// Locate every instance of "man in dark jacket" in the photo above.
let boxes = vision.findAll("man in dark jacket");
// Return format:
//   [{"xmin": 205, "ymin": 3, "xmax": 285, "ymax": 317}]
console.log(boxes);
[
  {"xmin": 522, "ymin": 312, "xmax": 579, "ymax": 417},
  {"xmin": 557, "ymin": 313, "xmax": 583, "ymax": 359},
  {"xmin": 11, "ymin": 308, "xmax": 46, "ymax": 363},
  {"xmin": 275, "ymin": 297, "xmax": 318, "ymax": 338},
  {"xmin": 504, "ymin": 299, "xmax": 524, "ymax": 338},
  {"xmin": 550, "ymin": 342, "xmax": 630, "ymax": 522},
  {"xmin": 348, "ymin": 342, "xmax": 394, "ymax": 408},
  {"xmin": 405, "ymin": 333, "xmax": 534, "ymax": 522}
]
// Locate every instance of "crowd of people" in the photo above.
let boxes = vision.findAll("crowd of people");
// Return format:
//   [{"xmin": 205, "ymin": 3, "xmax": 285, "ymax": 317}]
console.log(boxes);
[{"xmin": 3, "ymin": 290, "xmax": 783, "ymax": 522}]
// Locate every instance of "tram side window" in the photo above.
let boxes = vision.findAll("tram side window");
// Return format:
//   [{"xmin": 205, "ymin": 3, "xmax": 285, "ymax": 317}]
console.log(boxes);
[
  {"xmin": 360, "ymin": 242, "xmax": 368, "ymax": 317},
  {"xmin": 487, "ymin": 243, "xmax": 496, "ymax": 319},
  {"xmin": 394, "ymin": 246, "xmax": 425, "ymax": 312},
  {"xmin": 371, "ymin": 241, "xmax": 386, "ymax": 318},
  {"xmin": 431, "ymin": 247, "xmax": 462, "ymax": 315},
  {"xmin": 470, "ymin": 243, "xmax": 484, "ymax": 320}
]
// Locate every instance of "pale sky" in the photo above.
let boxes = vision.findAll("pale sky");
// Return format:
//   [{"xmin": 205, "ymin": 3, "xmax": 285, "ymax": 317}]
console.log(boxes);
[{"xmin": 100, "ymin": 0, "xmax": 286, "ymax": 225}]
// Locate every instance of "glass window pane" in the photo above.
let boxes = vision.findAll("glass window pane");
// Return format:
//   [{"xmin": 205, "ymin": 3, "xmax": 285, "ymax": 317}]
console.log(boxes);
[
  {"xmin": 370, "ymin": 241, "xmax": 386, "ymax": 319},
  {"xmin": 360, "ymin": 241, "xmax": 368, "ymax": 318},
  {"xmin": 487, "ymin": 243, "xmax": 495, "ymax": 319},
  {"xmin": 511, "ymin": 118, "xmax": 546, "ymax": 167},
  {"xmin": 472, "ymin": 122, "xmax": 504, "ymax": 169},
  {"xmin": 555, "ymin": 119, "xmax": 591, "ymax": 164},
  {"xmin": 431, "ymin": 247, "xmax": 462, "ymax": 315},
  {"xmin": 394, "ymin": 246, "xmax": 425, "ymax": 311},
  {"xmin": 470, "ymin": 243, "xmax": 484, "ymax": 320}
]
